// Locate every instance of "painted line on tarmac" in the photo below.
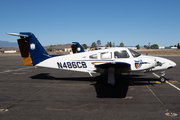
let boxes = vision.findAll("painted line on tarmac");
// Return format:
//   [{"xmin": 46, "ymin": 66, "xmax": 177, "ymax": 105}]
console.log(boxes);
[
  {"xmin": 0, "ymin": 66, "xmax": 34, "ymax": 74},
  {"xmin": 166, "ymin": 81, "xmax": 180, "ymax": 91}
]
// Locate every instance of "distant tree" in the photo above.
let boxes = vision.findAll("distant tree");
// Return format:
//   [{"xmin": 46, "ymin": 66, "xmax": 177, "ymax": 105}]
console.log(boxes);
[
  {"xmin": 148, "ymin": 42, "xmax": 151, "ymax": 49},
  {"xmin": 91, "ymin": 42, "xmax": 97, "ymax": 48},
  {"xmin": 109, "ymin": 42, "xmax": 112, "ymax": 47},
  {"xmin": 144, "ymin": 45, "xmax": 148, "ymax": 49},
  {"xmin": 136, "ymin": 44, "xmax": 140, "ymax": 49},
  {"xmin": 169, "ymin": 45, "xmax": 173, "ymax": 47},
  {"xmin": 105, "ymin": 41, "xmax": 112, "ymax": 47},
  {"xmin": 113, "ymin": 42, "xmax": 115, "ymax": 47},
  {"xmin": 97, "ymin": 40, "xmax": 101, "ymax": 47},
  {"xmin": 177, "ymin": 43, "xmax": 180, "ymax": 49},
  {"xmin": 119, "ymin": 42, "xmax": 124, "ymax": 47},
  {"xmin": 47, "ymin": 48, "xmax": 53, "ymax": 52},
  {"xmin": 151, "ymin": 44, "xmax": 159, "ymax": 49},
  {"xmin": 82, "ymin": 44, "xmax": 88, "ymax": 49},
  {"xmin": 105, "ymin": 42, "xmax": 109, "ymax": 47},
  {"xmin": 174, "ymin": 45, "xmax": 177, "ymax": 47}
]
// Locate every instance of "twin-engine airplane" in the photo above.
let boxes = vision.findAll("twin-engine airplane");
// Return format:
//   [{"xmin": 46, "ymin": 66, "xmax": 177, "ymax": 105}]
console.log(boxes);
[{"xmin": 7, "ymin": 32, "xmax": 176, "ymax": 85}]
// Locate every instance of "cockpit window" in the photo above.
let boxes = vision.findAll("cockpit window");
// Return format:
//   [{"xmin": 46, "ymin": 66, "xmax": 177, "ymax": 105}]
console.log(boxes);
[
  {"xmin": 129, "ymin": 49, "xmax": 141, "ymax": 57},
  {"xmin": 114, "ymin": 50, "xmax": 129, "ymax": 58}
]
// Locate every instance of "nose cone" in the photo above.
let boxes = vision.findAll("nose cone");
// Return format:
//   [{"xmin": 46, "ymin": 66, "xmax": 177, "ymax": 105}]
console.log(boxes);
[
  {"xmin": 152, "ymin": 56, "xmax": 177, "ymax": 71},
  {"xmin": 168, "ymin": 60, "xmax": 176, "ymax": 69}
]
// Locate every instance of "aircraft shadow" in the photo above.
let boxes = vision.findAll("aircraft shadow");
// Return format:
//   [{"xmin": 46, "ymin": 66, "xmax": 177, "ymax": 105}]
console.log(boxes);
[
  {"xmin": 92, "ymin": 74, "xmax": 157, "ymax": 98},
  {"xmin": 30, "ymin": 73, "xmax": 158, "ymax": 98}
]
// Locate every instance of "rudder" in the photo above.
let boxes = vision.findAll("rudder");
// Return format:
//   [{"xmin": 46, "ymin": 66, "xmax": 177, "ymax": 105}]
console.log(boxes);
[{"xmin": 17, "ymin": 37, "xmax": 33, "ymax": 66}]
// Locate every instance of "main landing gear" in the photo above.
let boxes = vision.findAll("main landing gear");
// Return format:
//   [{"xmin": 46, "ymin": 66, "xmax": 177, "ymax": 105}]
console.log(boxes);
[
  {"xmin": 152, "ymin": 71, "xmax": 166, "ymax": 83},
  {"xmin": 108, "ymin": 67, "xmax": 115, "ymax": 86}
]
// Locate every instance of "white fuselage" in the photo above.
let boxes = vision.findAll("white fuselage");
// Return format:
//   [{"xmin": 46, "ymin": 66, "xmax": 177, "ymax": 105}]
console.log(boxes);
[{"xmin": 36, "ymin": 48, "xmax": 176, "ymax": 74}]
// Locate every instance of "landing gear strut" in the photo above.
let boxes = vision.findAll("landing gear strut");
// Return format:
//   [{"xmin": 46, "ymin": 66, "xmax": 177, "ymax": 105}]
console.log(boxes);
[
  {"xmin": 108, "ymin": 67, "xmax": 115, "ymax": 86},
  {"xmin": 152, "ymin": 71, "xmax": 166, "ymax": 83}
]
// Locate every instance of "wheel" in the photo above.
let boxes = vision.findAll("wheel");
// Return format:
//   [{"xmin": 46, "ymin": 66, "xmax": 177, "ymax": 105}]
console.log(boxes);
[{"xmin": 159, "ymin": 76, "xmax": 166, "ymax": 83}]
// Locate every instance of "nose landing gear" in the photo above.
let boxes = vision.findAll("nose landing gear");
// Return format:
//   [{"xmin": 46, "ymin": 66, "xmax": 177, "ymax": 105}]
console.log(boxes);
[
  {"xmin": 152, "ymin": 71, "xmax": 166, "ymax": 83},
  {"xmin": 159, "ymin": 76, "xmax": 166, "ymax": 83}
]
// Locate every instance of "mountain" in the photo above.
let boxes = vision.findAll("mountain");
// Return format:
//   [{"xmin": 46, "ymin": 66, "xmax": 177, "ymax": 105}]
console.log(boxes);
[{"xmin": 0, "ymin": 41, "xmax": 18, "ymax": 48}]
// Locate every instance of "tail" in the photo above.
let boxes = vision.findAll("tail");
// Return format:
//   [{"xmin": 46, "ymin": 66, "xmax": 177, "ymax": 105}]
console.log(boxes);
[
  {"xmin": 71, "ymin": 42, "xmax": 85, "ymax": 53},
  {"xmin": 6, "ymin": 32, "xmax": 49, "ymax": 66}
]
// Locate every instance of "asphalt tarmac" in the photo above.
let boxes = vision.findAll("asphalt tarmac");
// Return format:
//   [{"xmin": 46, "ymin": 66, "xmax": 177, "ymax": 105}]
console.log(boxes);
[{"xmin": 0, "ymin": 56, "xmax": 180, "ymax": 120}]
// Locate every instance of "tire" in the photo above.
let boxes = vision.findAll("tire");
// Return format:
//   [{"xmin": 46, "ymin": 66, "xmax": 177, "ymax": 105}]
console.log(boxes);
[{"xmin": 159, "ymin": 76, "xmax": 166, "ymax": 83}]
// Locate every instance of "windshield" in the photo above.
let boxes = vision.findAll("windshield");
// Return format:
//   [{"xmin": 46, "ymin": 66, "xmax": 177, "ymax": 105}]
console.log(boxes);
[{"xmin": 129, "ymin": 49, "xmax": 141, "ymax": 57}]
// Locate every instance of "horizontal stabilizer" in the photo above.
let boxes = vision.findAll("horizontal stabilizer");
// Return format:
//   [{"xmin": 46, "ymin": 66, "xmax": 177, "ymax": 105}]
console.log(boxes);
[{"xmin": 6, "ymin": 32, "xmax": 29, "ymax": 37}]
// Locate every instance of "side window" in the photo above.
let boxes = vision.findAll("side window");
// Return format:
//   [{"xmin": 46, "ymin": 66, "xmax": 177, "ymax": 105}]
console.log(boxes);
[
  {"xmin": 114, "ymin": 50, "xmax": 129, "ymax": 58},
  {"xmin": 121, "ymin": 50, "xmax": 129, "ymax": 58},
  {"xmin": 101, "ymin": 52, "xmax": 112, "ymax": 59},
  {"xmin": 89, "ymin": 54, "xmax": 97, "ymax": 59}
]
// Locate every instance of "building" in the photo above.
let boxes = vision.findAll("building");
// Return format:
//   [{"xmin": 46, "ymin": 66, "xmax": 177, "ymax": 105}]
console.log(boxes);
[
  {"xmin": 159, "ymin": 46, "xmax": 177, "ymax": 49},
  {"xmin": 4, "ymin": 50, "xmax": 17, "ymax": 53}
]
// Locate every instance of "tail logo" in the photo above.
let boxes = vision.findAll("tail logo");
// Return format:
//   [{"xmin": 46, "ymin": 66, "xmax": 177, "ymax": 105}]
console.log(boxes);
[
  {"xmin": 30, "ymin": 43, "xmax": 35, "ymax": 50},
  {"xmin": 77, "ymin": 47, "xmax": 81, "ymax": 51}
]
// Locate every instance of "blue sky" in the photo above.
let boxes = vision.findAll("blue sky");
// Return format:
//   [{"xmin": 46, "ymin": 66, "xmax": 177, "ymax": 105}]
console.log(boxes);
[{"xmin": 0, "ymin": 0, "xmax": 180, "ymax": 47}]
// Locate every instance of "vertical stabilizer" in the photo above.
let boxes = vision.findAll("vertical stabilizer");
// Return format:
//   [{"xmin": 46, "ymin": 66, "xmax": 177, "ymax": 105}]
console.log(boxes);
[
  {"xmin": 19, "ymin": 32, "xmax": 49, "ymax": 65},
  {"xmin": 7, "ymin": 32, "xmax": 49, "ymax": 66},
  {"xmin": 71, "ymin": 42, "xmax": 85, "ymax": 53}
]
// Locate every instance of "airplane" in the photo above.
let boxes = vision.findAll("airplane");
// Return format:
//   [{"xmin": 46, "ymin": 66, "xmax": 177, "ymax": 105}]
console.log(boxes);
[{"xmin": 6, "ymin": 32, "xmax": 176, "ymax": 85}]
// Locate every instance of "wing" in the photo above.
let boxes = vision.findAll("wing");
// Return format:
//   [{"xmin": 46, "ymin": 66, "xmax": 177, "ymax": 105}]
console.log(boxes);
[{"xmin": 95, "ymin": 62, "xmax": 131, "ymax": 73}]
